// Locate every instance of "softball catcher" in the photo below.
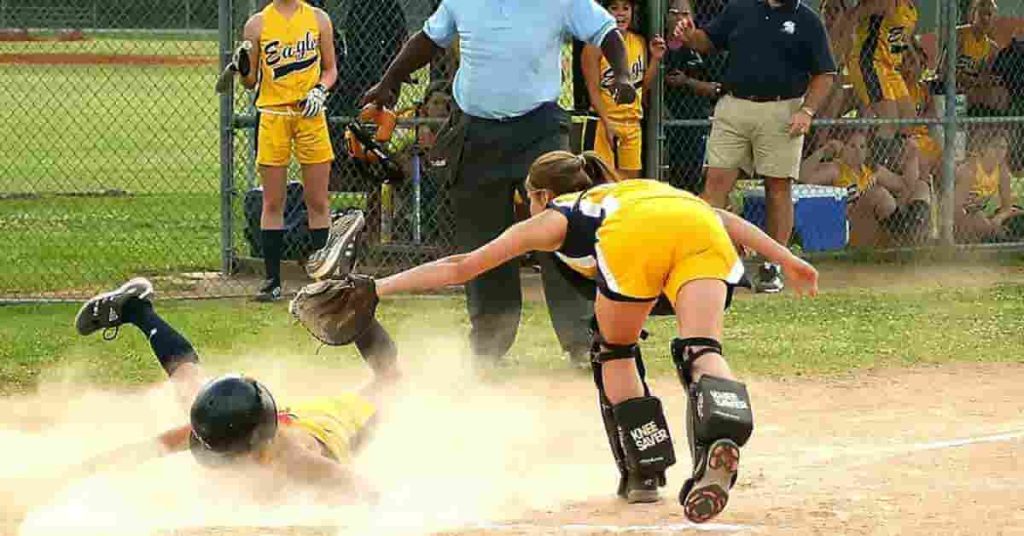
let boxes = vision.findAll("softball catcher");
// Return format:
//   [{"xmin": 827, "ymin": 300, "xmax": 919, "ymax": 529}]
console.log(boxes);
[
  {"xmin": 72, "ymin": 277, "xmax": 398, "ymax": 498},
  {"xmin": 291, "ymin": 150, "xmax": 820, "ymax": 523}
]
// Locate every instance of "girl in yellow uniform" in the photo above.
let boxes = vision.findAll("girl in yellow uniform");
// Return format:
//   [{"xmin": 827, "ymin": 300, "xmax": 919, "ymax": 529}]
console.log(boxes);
[
  {"xmin": 846, "ymin": 0, "xmax": 918, "ymax": 168},
  {"xmin": 238, "ymin": 0, "xmax": 342, "ymax": 302},
  {"xmin": 954, "ymin": 132, "xmax": 1021, "ymax": 242},
  {"xmin": 941, "ymin": 0, "xmax": 1007, "ymax": 116},
  {"xmin": 901, "ymin": 40, "xmax": 941, "ymax": 180},
  {"xmin": 72, "ymin": 276, "xmax": 399, "ymax": 500},
  {"xmin": 800, "ymin": 130, "xmax": 931, "ymax": 247},
  {"xmin": 351, "ymin": 150, "xmax": 818, "ymax": 523},
  {"xmin": 581, "ymin": 0, "xmax": 666, "ymax": 177}
]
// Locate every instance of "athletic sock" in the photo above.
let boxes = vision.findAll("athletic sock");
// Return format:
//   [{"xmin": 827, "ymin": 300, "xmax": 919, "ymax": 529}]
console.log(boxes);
[
  {"xmin": 121, "ymin": 298, "xmax": 198, "ymax": 376},
  {"xmin": 310, "ymin": 227, "xmax": 329, "ymax": 252},
  {"xmin": 262, "ymin": 229, "xmax": 284, "ymax": 285}
]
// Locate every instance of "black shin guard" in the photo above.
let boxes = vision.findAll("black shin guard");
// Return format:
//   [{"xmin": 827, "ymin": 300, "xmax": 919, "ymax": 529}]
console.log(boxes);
[
  {"xmin": 354, "ymin": 319, "xmax": 399, "ymax": 379},
  {"xmin": 590, "ymin": 320, "xmax": 674, "ymax": 497}
]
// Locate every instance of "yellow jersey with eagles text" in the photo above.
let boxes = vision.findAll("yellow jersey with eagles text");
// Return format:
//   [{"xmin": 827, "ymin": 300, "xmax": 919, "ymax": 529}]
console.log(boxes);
[
  {"xmin": 595, "ymin": 30, "xmax": 646, "ymax": 123},
  {"xmin": 852, "ymin": 0, "xmax": 918, "ymax": 68},
  {"xmin": 255, "ymin": 1, "xmax": 323, "ymax": 108},
  {"xmin": 955, "ymin": 25, "xmax": 995, "ymax": 79}
]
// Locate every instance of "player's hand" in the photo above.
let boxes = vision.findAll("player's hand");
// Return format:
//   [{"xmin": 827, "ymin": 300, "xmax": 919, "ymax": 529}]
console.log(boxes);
[
  {"xmin": 665, "ymin": 70, "xmax": 688, "ymax": 88},
  {"xmin": 788, "ymin": 109, "xmax": 813, "ymax": 137},
  {"xmin": 602, "ymin": 120, "xmax": 620, "ymax": 150},
  {"xmin": 231, "ymin": 41, "xmax": 252, "ymax": 77},
  {"xmin": 824, "ymin": 139, "xmax": 845, "ymax": 159},
  {"xmin": 610, "ymin": 74, "xmax": 637, "ymax": 105},
  {"xmin": 360, "ymin": 80, "xmax": 399, "ymax": 109},
  {"xmin": 302, "ymin": 84, "xmax": 328, "ymax": 117},
  {"xmin": 673, "ymin": 12, "xmax": 697, "ymax": 43},
  {"xmin": 649, "ymin": 35, "xmax": 667, "ymax": 61},
  {"xmin": 782, "ymin": 257, "xmax": 819, "ymax": 297}
]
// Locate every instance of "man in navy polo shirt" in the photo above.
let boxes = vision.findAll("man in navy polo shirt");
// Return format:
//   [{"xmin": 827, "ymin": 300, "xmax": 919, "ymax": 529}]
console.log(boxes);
[
  {"xmin": 677, "ymin": 0, "xmax": 836, "ymax": 293},
  {"xmin": 361, "ymin": 1, "xmax": 636, "ymax": 368}
]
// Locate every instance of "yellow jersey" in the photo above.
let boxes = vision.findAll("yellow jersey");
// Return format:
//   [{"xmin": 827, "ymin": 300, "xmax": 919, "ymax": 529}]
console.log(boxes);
[
  {"xmin": 956, "ymin": 25, "xmax": 995, "ymax": 79},
  {"xmin": 595, "ymin": 30, "xmax": 646, "ymax": 123},
  {"xmin": 971, "ymin": 161, "xmax": 1000, "ymax": 199},
  {"xmin": 278, "ymin": 393, "xmax": 377, "ymax": 463},
  {"xmin": 255, "ymin": 1, "xmax": 323, "ymax": 108},
  {"xmin": 835, "ymin": 161, "xmax": 875, "ymax": 192},
  {"xmin": 906, "ymin": 78, "xmax": 930, "ymax": 137},
  {"xmin": 852, "ymin": 0, "xmax": 918, "ymax": 68}
]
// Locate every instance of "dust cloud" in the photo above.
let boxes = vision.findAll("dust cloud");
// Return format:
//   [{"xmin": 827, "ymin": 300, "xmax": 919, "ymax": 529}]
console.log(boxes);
[{"xmin": 1, "ymin": 337, "xmax": 616, "ymax": 536}]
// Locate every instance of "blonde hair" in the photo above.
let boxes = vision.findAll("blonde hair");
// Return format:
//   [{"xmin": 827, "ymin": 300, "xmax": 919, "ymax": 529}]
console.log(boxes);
[{"xmin": 525, "ymin": 151, "xmax": 620, "ymax": 196}]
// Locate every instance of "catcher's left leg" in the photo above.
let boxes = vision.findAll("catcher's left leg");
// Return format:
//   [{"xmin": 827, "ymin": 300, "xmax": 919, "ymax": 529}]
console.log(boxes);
[{"xmin": 671, "ymin": 280, "xmax": 753, "ymax": 524}]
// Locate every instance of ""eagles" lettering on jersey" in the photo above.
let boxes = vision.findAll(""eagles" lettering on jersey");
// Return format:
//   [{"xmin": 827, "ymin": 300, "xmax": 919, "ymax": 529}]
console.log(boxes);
[{"xmin": 264, "ymin": 31, "xmax": 320, "ymax": 80}]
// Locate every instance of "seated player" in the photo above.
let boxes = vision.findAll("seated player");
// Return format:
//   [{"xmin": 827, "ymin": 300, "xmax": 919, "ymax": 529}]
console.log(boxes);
[
  {"xmin": 902, "ymin": 40, "xmax": 942, "ymax": 181},
  {"xmin": 800, "ymin": 130, "xmax": 931, "ymax": 247},
  {"xmin": 939, "ymin": 0, "xmax": 1008, "ymax": 117},
  {"xmin": 303, "ymin": 151, "xmax": 819, "ymax": 523},
  {"xmin": 954, "ymin": 131, "xmax": 1022, "ymax": 243},
  {"xmin": 71, "ymin": 277, "xmax": 399, "ymax": 500}
]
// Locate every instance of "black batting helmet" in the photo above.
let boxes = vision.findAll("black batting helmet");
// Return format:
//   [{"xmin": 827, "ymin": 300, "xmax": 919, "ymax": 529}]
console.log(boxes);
[{"xmin": 189, "ymin": 374, "xmax": 278, "ymax": 466}]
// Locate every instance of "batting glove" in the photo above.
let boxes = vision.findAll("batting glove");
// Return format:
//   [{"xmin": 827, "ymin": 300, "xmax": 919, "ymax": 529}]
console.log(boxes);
[
  {"xmin": 231, "ymin": 41, "xmax": 252, "ymax": 77},
  {"xmin": 303, "ymin": 84, "xmax": 329, "ymax": 118}
]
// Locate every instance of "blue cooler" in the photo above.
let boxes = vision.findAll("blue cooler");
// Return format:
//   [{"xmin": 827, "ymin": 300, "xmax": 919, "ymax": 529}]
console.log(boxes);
[{"xmin": 740, "ymin": 185, "xmax": 848, "ymax": 252}]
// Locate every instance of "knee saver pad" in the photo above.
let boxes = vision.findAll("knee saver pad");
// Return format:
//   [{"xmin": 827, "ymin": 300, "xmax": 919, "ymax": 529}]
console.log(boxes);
[
  {"xmin": 689, "ymin": 375, "xmax": 754, "ymax": 448},
  {"xmin": 612, "ymin": 396, "xmax": 677, "ymax": 477}
]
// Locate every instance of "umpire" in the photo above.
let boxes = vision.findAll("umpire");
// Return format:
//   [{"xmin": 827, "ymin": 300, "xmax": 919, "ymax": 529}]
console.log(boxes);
[
  {"xmin": 362, "ymin": 0, "xmax": 636, "ymax": 366},
  {"xmin": 677, "ymin": 0, "xmax": 836, "ymax": 293}
]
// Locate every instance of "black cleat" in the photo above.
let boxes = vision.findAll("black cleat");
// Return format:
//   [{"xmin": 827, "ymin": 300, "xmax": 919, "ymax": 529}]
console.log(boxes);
[
  {"xmin": 306, "ymin": 210, "xmax": 366, "ymax": 280},
  {"xmin": 754, "ymin": 262, "xmax": 784, "ymax": 294},
  {"xmin": 624, "ymin": 473, "xmax": 662, "ymax": 504},
  {"xmin": 75, "ymin": 277, "xmax": 154, "ymax": 338},
  {"xmin": 254, "ymin": 279, "xmax": 282, "ymax": 302},
  {"xmin": 680, "ymin": 439, "xmax": 740, "ymax": 523}
]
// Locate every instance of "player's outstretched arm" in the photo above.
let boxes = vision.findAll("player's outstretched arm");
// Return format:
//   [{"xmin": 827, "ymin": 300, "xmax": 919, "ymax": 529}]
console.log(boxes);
[
  {"xmin": 376, "ymin": 210, "xmax": 568, "ymax": 297},
  {"xmin": 716, "ymin": 209, "xmax": 819, "ymax": 296},
  {"xmin": 59, "ymin": 424, "xmax": 191, "ymax": 482}
]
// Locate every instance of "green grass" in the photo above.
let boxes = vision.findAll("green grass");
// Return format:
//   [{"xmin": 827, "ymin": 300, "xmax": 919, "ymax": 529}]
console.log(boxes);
[
  {"xmin": 2, "ymin": 282, "xmax": 1022, "ymax": 394},
  {"xmin": 0, "ymin": 193, "xmax": 223, "ymax": 293},
  {"xmin": 0, "ymin": 38, "xmax": 217, "ymax": 57}
]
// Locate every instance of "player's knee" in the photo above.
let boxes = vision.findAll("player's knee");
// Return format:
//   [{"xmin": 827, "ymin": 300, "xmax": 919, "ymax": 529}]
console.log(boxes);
[
  {"xmin": 671, "ymin": 337, "xmax": 723, "ymax": 386},
  {"xmin": 261, "ymin": 195, "xmax": 284, "ymax": 216},
  {"xmin": 612, "ymin": 395, "xmax": 676, "ymax": 478}
]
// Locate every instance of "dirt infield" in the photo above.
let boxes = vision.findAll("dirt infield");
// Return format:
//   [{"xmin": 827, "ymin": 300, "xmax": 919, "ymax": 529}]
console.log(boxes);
[
  {"xmin": 2, "ymin": 360, "xmax": 1022, "ymax": 536},
  {"xmin": 0, "ymin": 53, "xmax": 217, "ymax": 66}
]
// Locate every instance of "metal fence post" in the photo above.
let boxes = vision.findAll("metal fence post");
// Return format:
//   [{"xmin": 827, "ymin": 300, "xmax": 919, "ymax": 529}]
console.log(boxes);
[
  {"xmin": 646, "ymin": 0, "xmax": 664, "ymax": 180},
  {"xmin": 940, "ymin": 0, "xmax": 958, "ymax": 246},
  {"xmin": 219, "ymin": 0, "xmax": 235, "ymax": 275}
]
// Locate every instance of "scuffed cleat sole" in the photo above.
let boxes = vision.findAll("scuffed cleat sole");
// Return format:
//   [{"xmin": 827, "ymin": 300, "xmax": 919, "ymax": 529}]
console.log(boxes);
[
  {"xmin": 626, "ymin": 488, "xmax": 660, "ymax": 504},
  {"xmin": 682, "ymin": 439, "xmax": 740, "ymax": 523},
  {"xmin": 308, "ymin": 211, "xmax": 366, "ymax": 280},
  {"xmin": 74, "ymin": 277, "xmax": 154, "ymax": 335}
]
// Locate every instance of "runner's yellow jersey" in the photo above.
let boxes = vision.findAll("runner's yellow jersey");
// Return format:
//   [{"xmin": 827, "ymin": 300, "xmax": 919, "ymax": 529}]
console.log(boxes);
[
  {"xmin": 595, "ymin": 30, "xmax": 646, "ymax": 122},
  {"xmin": 955, "ymin": 25, "xmax": 995, "ymax": 78},
  {"xmin": 851, "ymin": 0, "xmax": 918, "ymax": 68},
  {"xmin": 256, "ymin": 1, "xmax": 323, "ymax": 108},
  {"xmin": 278, "ymin": 393, "xmax": 376, "ymax": 463}
]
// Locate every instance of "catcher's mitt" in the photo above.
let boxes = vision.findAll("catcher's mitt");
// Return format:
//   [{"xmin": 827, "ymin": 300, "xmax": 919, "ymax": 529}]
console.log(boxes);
[{"xmin": 289, "ymin": 275, "xmax": 379, "ymax": 346}]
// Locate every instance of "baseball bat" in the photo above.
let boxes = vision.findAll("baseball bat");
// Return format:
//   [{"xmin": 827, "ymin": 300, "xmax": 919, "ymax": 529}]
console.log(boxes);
[{"xmin": 215, "ymin": 41, "xmax": 252, "ymax": 94}]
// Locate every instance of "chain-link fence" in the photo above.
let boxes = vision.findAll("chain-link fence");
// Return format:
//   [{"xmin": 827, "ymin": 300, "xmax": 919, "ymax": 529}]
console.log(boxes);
[{"xmin": 1, "ymin": 0, "xmax": 1022, "ymax": 301}]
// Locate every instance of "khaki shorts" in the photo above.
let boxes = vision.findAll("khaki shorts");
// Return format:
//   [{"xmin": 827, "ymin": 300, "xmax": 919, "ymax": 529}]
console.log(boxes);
[{"xmin": 706, "ymin": 95, "xmax": 803, "ymax": 179}]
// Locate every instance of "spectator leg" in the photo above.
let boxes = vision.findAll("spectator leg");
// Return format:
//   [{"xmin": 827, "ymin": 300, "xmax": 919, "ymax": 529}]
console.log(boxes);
[
  {"xmin": 535, "ymin": 251, "xmax": 593, "ymax": 359},
  {"xmin": 701, "ymin": 167, "xmax": 739, "ymax": 209},
  {"xmin": 763, "ymin": 177, "xmax": 794, "ymax": 246},
  {"xmin": 452, "ymin": 180, "xmax": 522, "ymax": 362}
]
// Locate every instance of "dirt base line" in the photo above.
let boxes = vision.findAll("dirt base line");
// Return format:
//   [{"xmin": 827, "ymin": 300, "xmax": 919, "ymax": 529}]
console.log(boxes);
[{"xmin": 0, "ymin": 53, "xmax": 216, "ymax": 66}]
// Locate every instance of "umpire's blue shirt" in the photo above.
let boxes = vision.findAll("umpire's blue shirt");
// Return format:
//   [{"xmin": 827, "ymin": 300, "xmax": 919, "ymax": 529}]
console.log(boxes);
[
  {"xmin": 705, "ymin": 0, "xmax": 836, "ymax": 99},
  {"xmin": 423, "ymin": 0, "xmax": 616, "ymax": 120}
]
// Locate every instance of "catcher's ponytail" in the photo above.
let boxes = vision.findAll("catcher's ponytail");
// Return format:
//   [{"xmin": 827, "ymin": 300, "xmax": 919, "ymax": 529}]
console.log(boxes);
[{"xmin": 525, "ymin": 150, "xmax": 620, "ymax": 196}]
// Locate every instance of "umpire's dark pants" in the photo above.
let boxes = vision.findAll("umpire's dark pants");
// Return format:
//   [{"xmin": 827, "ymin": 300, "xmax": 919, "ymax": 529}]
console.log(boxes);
[{"xmin": 446, "ymin": 102, "xmax": 593, "ymax": 361}]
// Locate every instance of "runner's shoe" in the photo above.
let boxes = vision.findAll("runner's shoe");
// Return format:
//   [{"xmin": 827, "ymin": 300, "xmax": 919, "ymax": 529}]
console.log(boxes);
[
  {"xmin": 74, "ymin": 277, "xmax": 154, "ymax": 339},
  {"xmin": 306, "ymin": 209, "xmax": 366, "ymax": 280}
]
